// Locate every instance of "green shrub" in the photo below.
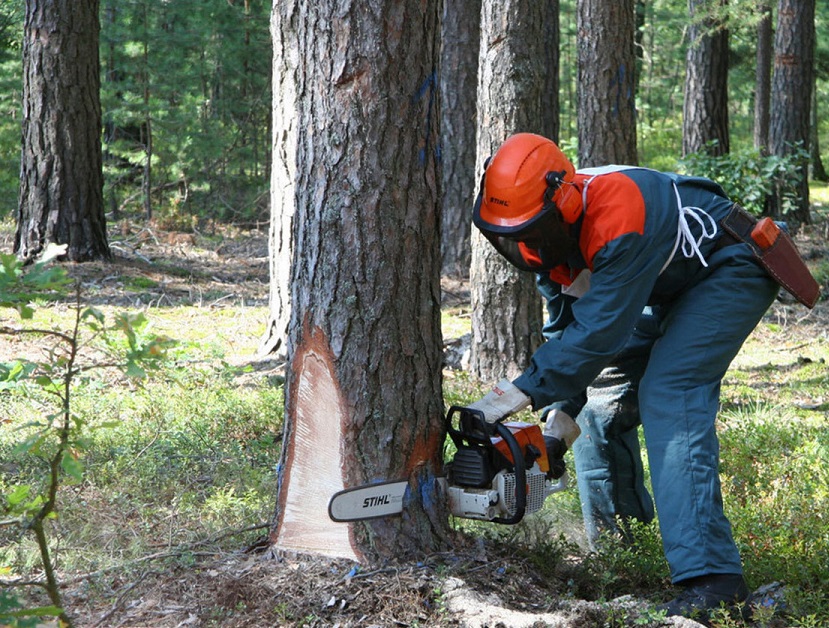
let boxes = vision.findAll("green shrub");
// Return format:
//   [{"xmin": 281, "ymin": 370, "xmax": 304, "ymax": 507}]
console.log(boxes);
[{"xmin": 679, "ymin": 142, "xmax": 810, "ymax": 216}]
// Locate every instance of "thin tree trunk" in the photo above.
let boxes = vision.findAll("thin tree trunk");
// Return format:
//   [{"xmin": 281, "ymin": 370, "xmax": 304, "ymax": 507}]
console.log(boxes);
[
  {"xmin": 470, "ymin": 0, "xmax": 558, "ymax": 381},
  {"xmin": 754, "ymin": 1, "xmax": 772, "ymax": 153},
  {"xmin": 809, "ymin": 74, "xmax": 828, "ymax": 182},
  {"xmin": 141, "ymin": 4, "xmax": 152, "ymax": 220},
  {"xmin": 634, "ymin": 0, "xmax": 646, "ymax": 97},
  {"xmin": 769, "ymin": 0, "xmax": 815, "ymax": 224},
  {"xmin": 577, "ymin": 0, "xmax": 638, "ymax": 166},
  {"xmin": 439, "ymin": 0, "xmax": 481, "ymax": 278},
  {"xmin": 682, "ymin": 0, "xmax": 730, "ymax": 157}
]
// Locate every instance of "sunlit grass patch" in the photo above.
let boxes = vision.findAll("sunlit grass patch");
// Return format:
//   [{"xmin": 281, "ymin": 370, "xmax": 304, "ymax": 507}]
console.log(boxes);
[
  {"xmin": 811, "ymin": 179, "xmax": 829, "ymax": 211},
  {"xmin": 441, "ymin": 306, "xmax": 471, "ymax": 341}
]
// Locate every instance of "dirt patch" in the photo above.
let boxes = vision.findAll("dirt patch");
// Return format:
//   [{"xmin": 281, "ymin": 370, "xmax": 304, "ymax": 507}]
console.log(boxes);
[
  {"xmin": 62, "ymin": 538, "xmax": 669, "ymax": 628},
  {"xmin": 3, "ymin": 222, "xmax": 270, "ymax": 302},
  {"xmin": 69, "ymin": 224, "xmax": 271, "ymax": 309}
]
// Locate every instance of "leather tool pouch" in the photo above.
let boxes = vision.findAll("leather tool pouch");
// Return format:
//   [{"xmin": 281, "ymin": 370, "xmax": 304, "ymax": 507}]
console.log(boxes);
[{"xmin": 720, "ymin": 204, "xmax": 820, "ymax": 308}]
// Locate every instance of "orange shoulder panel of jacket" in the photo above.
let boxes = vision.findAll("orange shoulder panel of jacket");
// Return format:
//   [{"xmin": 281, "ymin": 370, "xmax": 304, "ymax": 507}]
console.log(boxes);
[{"xmin": 578, "ymin": 172, "xmax": 646, "ymax": 267}]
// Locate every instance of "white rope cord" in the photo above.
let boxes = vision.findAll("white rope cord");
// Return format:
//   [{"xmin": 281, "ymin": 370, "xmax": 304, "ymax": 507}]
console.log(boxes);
[{"xmin": 660, "ymin": 183, "xmax": 719, "ymax": 274}]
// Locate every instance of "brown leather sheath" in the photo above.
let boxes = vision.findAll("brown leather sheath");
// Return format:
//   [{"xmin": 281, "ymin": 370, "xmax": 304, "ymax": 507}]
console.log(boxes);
[{"xmin": 720, "ymin": 204, "xmax": 821, "ymax": 309}]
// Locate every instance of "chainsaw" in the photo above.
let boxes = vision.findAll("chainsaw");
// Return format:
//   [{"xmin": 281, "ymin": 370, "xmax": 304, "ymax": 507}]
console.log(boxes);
[{"xmin": 327, "ymin": 405, "xmax": 568, "ymax": 525}]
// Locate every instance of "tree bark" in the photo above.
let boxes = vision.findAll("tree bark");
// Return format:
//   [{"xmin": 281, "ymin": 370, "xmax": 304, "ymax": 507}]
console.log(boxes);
[
  {"xmin": 260, "ymin": 0, "xmax": 299, "ymax": 359},
  {"xmin": 270, "ymin": 0, "xmax": 449, "ymax": 563},
  {"xmin": 577, "ymin": 0, "xmax": 638, "ymax": 167},
  {"xmin": 769, "ymin": 0, "xmax": 815, "ymax": 224},
  {"xmin": 469, "ymin": 0, "xmax": 558, "ymax": 381},
  {"xmin": 682, "ymin": 0, "xmax": 730, "ymax": 157},
  {"xmin": 15, "ymin": 0, "xmax": 109, "ymax": 263},
  {"xmin": 439, "ymin": 0, "xmax": 481, "ymax": 279},
  {"xmin": 809, "ymin": 73, "xmax": 828, "ymax": 182},
  {"xmin": 754, "ymin": 1, "xmax": 772, "ymax": 153}
]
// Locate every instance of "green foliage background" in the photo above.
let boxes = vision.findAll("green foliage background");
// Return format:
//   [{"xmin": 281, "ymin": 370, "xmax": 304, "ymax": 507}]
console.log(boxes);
[
  {"xmin": 2, "ymin": 0, "xmax": 829, "ymax": 224},
  {"xmin": 0, "ymin": 0, "xmax": 271, "ymax": 224}
]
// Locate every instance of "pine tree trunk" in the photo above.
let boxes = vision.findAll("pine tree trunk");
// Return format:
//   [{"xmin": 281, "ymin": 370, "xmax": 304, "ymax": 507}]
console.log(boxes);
[
  {"xmin": 683, "ymin": 0, "xmax": 730, "ymax": 157},
  {"xmin": 102, "ymin": 0, "xmax": 120, "ymax": 223},
  {"xmin": 754, "ymin": 2, "xmax": 773, "ymax": 153},
  {"xmin": 141, "ymin": 18, "xmax": 153, "ymax": 221},
  {"xmin": 634, "ymin": 0, "xmax": 646, "ymax": 96},
  {"xmin": 270, "ymin": 0, "xmax": 449, "ymax": 563},
  {"xmin": 260, "ymin": 0, "xmax": 299, "ymax": 359},
  {"xmin": 439, "ymin": 0, "xmax": 481, "ymax": 279},
  {"xmin": 577, "ymin": 0, "xmax": 638, "ymax": 167},
  {"xmin": 15, "ymin": 0, "xmax": 109, "ymax": 263},
  {"xmin": 769, "ymin": 0, "xmax": 815, "ymax": 225},
  {"xmin": 469, "ymin": 0, "xmax": 559, "ymax": 381},
  {"xmin": 809, "ymin": 75, "xmax": 828, "ymax": 182}
]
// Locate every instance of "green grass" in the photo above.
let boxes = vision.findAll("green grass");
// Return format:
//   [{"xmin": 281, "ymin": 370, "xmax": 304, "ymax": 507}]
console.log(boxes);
[
  {"xmin": 440, "ymin": 306, "xmax": 471, "ymax": 341},
  {"xmin": 0, "ymin": 360, "xmax": 282, "ymax": 576},
  {"xmin": 0, "ymin": 295, "xmax": 278, "ymax": 594},
  {"xmin": 811, "ymin": 179, "xmax": 829, "ymax": 211}
]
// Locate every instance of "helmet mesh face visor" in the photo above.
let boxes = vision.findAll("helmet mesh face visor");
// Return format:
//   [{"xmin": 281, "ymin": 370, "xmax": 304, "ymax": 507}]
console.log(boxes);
[
  {"xmin": 474, "ymin": 193, "xmax": 576, "ymax": 272},
  {"xmin": 481, "ymin": 229, "xmax": 574, "ymax": 272},
  {"xmin": 481, "ymin": 234, "xmax": 539, "ymax": 271}
]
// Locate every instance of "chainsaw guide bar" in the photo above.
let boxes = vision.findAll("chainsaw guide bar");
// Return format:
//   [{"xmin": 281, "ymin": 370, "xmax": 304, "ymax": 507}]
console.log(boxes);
[{"xmin": 328, "ymin": 479, "xmax": 410, "ymax": 522}]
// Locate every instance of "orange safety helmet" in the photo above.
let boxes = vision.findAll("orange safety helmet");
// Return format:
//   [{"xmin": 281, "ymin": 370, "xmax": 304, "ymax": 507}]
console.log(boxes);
[{"xmin": 473, "ymin": 133, "xmax": 581, "ymax": 271}]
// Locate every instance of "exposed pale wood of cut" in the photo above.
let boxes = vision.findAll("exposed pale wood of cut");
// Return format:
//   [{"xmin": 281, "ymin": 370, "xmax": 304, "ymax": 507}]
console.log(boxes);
[{"xmin": 274, "ymin": 344, "xmax": 359, "ymax": 561}]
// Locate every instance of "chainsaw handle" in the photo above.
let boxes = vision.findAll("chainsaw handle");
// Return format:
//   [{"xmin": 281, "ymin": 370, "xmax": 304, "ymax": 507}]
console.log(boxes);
[
  {"xmin": 445, "ymin": 405, "xmax": 493, "ymax": 448},
  {"xmin": 492, "ymin": 421, "xmax": 527, "ymax": 525}
]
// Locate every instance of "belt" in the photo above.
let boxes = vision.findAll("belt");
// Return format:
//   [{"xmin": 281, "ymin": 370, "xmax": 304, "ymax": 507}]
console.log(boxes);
[
  {"xmin": 714, "ymin": 204, "xmax": 757, "ymax": 251},
  {"xmin": 713, "ymin": 231, "xmax": 741, "ymax": 251}
]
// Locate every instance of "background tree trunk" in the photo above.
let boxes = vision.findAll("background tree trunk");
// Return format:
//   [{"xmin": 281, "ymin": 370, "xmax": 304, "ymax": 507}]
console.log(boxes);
[
  {"xmin": 270, "ymin": 0, "xmax": 449, "ymax": 563},
  {"xmin": 634, "ymin": 0, "xmax": 647, "ymax": 97},
  {"xmin": 15, "ymin": 0, "xmax": 109, "ymax": 263},
  {"xmin": 683, "ymin": 0, "xmax": 730, "ymax": 157},
  {"xmin": 439, "ymin": 0, "xmax": 481, "ymax": 279},
  {"xmin": 577, "ymin": 0, "xmax": 638, "ymax": 167},
  {"xmin": 140, "ymin": 7, "xmax": 152, "ymax": 221},
  {"xmin": 809, "ymin": 74, "xmax": 828, "ymax": 181},
  {"xmin": 260, "ymin": 0, "xmax": 299, "ymax": 359},
  {"xmin": 754, "ymin": 1, "xmax": 773, "ymax": 153},
  {"xmin": 769, "ymin": 0, "xmax": 815, "ymax": 224},
  {"xmin": 469, "ymin": 0, "xmax": 559, "ymax": 381}
]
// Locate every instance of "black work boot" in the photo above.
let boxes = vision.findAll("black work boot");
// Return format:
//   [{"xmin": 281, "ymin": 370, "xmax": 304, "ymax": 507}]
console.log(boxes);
[{"xmin": 658, "ymin": 573, "xmax": 751, "ymax": 624}]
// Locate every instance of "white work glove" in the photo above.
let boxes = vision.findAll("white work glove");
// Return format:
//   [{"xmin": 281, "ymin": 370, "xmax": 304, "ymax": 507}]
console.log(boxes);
[
  {"xmin": 542, "ymin": 409, "xmax": 581, "ymax": 447},
  {"xmin": 542, "ymin": 409, "xmax": 581, "ymax": 480},
  {"xmin": 466, "ymin": 379, "xmax": 532, "ymax": 424}
]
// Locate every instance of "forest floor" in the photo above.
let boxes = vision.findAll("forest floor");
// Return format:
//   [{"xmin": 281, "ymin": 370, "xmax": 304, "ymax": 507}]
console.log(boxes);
[{"xmin": 2, "ymin": 216, "xmax": 829, "ymax": 627}]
